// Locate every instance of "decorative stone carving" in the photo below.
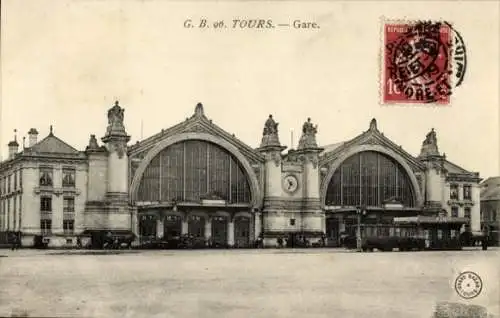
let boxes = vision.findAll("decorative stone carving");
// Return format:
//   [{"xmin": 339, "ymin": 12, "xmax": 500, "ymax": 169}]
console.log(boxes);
[
  {"xmin": 369, "ymin": 118, "xmax": 378, "ymax": 131},
  {"xmin": 87, "ymin": 135, "xmax": 99, "ymax": 150},
  {"xmin": 108, "ymin": 142, "xmax": 127, "ymax": 159},
  {"xmin": 307, "ymin": 154, "xmax": 319, "ymax": 169},
  {"xmin": 186, "ymin": 124, "xmax": 205, "ymax": 133},
  {"xmin": 252, "ymin": 164, "xmax": 261, "ymax": 184},
  {"xmin": 362, "ymin": 138, "xmax": 378, "ymax": 145},
  {"xmin": 272, "ymin": 153, "xmax": 281, "ymax": 167},
  {"xmin": 263, "ymin": 152, "xmax": 281, "ymax": 167},
  {"xmin": 194, "ymin": 102, "xmax": 205, "ymax": 118},
  {"xmin": 297, "ymin": 118, "xmax": 319, "ymax": 150}
]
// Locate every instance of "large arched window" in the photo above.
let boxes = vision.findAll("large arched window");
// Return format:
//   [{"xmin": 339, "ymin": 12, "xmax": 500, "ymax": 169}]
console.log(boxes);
[
  {"xmin": 137, "ymin": 140, "xmax": 251, "ymax": 204},
  {"xmin": 325, "ymin": 151, "xmax": 415, "ymax": 207}
]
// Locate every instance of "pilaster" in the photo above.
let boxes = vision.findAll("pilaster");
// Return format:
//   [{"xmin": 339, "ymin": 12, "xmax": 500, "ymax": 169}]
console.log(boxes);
[
  {"xmin": 204, "ymin": 217, "xmax": 212, "ymax": 240},
  {"xmin": 470, "ymin": 184, "xmax": 481, "ymax": 233},
  {"xmin": 227, "ymin": 220, "xmax": 235, "ymax": 246},
  {"xmin": 157, "ymin": 218, "xmax": 164, "ymax": 238}
]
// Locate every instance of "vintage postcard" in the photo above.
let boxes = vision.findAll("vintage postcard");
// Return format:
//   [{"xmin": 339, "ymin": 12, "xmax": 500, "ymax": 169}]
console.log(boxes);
[{"xmin": 0, "ymin": 1, "xmax": 499, "ymax": 317}]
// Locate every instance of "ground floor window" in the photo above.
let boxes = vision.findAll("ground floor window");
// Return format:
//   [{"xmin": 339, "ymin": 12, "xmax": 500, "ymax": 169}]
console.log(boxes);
[
  {"xmin": 63, "ymin": 220, "xmax": 74, "ymax": 235},
  {"xmin": 41, "ymin": 219, "xmax": 52, "ymax": 235}
]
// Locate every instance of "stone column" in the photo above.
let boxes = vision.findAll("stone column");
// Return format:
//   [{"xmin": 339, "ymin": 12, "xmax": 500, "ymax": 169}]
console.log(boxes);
[
  {"xmin": 338, "ymin": 215, "xmax": 345, "ymax": 233},
  {"xmin": 52, "ymin": 168, "xmax": 64, "ymax": 234},
  {"xmin": 101, "ymin": 101, "xmax": 131, "ymax": 198},
  {"xmin": 254, "ymin": 211, "xmax": 262, "ymax": 239},
  {"xmin": 227, "ymin": 220, "xmax": 235, "ymax": 247},
  {"xmin": 470, "ymin": 184, "xmax": 481, "ymax": 233},
  {"xmin": 156, "ymin": 217, "xmax": 164, "ymax": 239},
  {"xmin": 204, "ymin": 217, "xmax": 212, "ymax": 241},
  {"xmin": 181, "ymin": 218, "xmax": 188, "ymax": 235}
]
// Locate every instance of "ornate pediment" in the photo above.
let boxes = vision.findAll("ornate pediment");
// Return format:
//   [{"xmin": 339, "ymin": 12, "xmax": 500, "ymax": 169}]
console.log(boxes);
[
  {"xmin": 128, "ymin": 102, "xmax": 265, "ymax": 165},
  {"xmin": 320, "ymin": 119, "xmax": 425, "ymax": 173}
]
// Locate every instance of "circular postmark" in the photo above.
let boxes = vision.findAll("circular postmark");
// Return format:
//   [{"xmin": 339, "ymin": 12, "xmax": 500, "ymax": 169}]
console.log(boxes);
[
  {"xmin": 386, "ymin": 20, "xmax": 467, "ymax": 103},
  {"xmin": 454, "ymin": 271, "xmax": 483, "ymax": 299}
]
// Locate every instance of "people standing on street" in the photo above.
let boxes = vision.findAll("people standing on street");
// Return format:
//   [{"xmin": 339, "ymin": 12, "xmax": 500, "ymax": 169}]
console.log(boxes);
[{"xmin": 277, "ymin": 236, "xmax": 283, "ymax": 248}]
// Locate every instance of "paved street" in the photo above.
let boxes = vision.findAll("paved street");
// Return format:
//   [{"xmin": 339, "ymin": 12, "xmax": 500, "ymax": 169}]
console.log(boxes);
[{"xmin": 0, "ymin": 248, "xmax": 499, "ymax": 318}]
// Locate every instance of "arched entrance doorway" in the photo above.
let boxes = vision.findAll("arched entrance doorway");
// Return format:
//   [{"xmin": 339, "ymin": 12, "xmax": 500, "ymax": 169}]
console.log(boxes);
[
  {"xmin": 211, "ymin": 215, "xmax": 228, "ymax": 247},
  {"xmin": 234, "ymin": 215, "xmax": 251, "ymax": 247},
  {"xmin": 323, "ymin": 150, "xmax": 419, "ymax": 246},
  {"xmin": 164, "ymin": 215, "xmax": 182, "ymax": 239},
  {"xmin": 133, "ymin": 139, "xmax": 257, "ymax": 248}
]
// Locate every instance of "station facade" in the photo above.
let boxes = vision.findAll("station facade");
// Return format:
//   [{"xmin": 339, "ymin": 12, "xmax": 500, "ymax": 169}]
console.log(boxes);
[{"xmin": 0, "ymin": 102, "xmax": 483, "ymax": 247}]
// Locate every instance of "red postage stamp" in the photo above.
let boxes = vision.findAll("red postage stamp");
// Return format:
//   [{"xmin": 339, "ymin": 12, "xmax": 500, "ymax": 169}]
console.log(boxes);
[{"xmin": 382, "ymin": 21, "xmax": 456, "ymax": 105}]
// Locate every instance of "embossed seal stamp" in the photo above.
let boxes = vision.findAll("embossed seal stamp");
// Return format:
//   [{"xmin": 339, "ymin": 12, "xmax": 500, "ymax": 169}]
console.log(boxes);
[
  {"xmin": 454, "ymin": 271, "xmax": 483, "ymax": 299},
  {"xmin": 382, "ymin": 20, "xmax": 467, "ymax": 105}
]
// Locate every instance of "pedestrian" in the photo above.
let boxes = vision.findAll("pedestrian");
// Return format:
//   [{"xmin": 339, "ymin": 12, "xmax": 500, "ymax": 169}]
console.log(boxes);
[
  {"xmin": 10, "ymin": 233, "xmax": 16, "ymax": 251},
  {"xmin": 481, "ymin": 237, "xmax": 488, "ymax": 251}
]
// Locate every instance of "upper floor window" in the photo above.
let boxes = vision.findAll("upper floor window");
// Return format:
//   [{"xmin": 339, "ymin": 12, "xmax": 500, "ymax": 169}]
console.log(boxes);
[
  {"xmin": 463, "ymin": 185, "xmax": 472, "ymax": 200},
  {"xmin": 13, "ymin": 171, "xmax": 17, "ymax": 190},
  {"xmin": 62, "ymin": 168, "xmax": 76, "ymax": 187},
  {"xmin": 450, "ymin": 184, "xmax": 459, "ymax": 200},
  {"xmin": 7, "ymin": 175, "xmax": 11, "ymax": 193},
  {"xmin": 40, "ymin": 168, "xmax": 53, "ymax": 186},
  {"xmin": 63, "ymin": 197, "xmax": 75, "ymax": 213},
  {"xmin": 40, "ymin": 196, "xmax": 52, "ymax": 212},
  {"xmin": 19, "ymin": 170, "xmax": 22, "ymax": 189},
  {"xmin": 451, "ymin": 207, "xmax": 459, "ymax": 218}
]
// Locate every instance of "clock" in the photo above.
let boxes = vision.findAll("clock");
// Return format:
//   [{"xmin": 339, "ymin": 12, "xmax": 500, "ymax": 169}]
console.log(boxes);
[{"xmin": 283, "ymin": 175, "xmax": 298, "ymax": 193}]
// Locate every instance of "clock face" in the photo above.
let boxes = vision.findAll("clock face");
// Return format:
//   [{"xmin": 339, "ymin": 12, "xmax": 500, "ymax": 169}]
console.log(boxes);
[{"xmin": 283, "ymin": 175, "xmax": 298, "ymax": 193}]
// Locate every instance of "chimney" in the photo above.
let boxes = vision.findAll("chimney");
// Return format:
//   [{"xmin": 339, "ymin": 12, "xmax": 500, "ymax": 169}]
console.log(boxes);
[
  {"xmin": 8, "ymin": 130, "xmax": 19, "ymax": 159},
  {"xmin": 28, "ymin": 128, "xmax": 39, "ymax": 147}
]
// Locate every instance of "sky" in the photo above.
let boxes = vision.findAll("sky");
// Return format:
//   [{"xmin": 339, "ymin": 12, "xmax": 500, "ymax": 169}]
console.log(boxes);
[{"xmin": 1, "ymin": 0, "xmax": 499, "ymax": 178}]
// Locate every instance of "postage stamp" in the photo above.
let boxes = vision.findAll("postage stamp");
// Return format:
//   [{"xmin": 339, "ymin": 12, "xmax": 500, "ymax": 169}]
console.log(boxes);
[{"xmin": 381, "ymin": 20, "xmax": 467, "ymax": 105}]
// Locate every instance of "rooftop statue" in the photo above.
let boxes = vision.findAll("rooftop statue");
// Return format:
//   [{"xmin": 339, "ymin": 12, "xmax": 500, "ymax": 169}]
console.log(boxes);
[
  {"xmin": 419, "ymin": 128, "xmax": 440, "ymax": 157},
  {"xmin": 259, "ymin": 114, "xmax": 282, "ymax": 148},
  {"xmin": 263, "ymin": 115, "xmax": 279, "ymax": 135},
  {"xmin": 423, "ymin": 128, "xmax": 437, "ymax": 146},
  {"xmin": 108, "ymin": 101, "xmax": 124, "ymax": 126},
  {"xmin": 298, "ymin": 117, "xmax": 319, "ymax": 150},
  {"xmin": 302, "ymin": 117, "xmax": 318, "ymax": 136},
  {"xmin": 105, "ymin": 101, "xmax": 128, "ymax": 137}
]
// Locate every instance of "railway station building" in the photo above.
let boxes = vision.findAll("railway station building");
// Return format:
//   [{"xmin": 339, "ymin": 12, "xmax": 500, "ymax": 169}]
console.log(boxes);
[{"xmin": 0, "ymin": 101, "xmax": 483, "ymax": 247}]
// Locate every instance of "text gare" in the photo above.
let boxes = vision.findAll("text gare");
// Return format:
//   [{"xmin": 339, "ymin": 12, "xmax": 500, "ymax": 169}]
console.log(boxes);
[
  {"xmin": 183, "ymin": 19, "xmax": 319, "ymax": 29},
  {"xmin": 231, "ymin": 19, "xmax": 320, "ymax": 29}
]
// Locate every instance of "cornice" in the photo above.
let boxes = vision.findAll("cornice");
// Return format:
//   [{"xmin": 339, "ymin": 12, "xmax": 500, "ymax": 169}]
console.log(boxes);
[
  {"xmin": 34, "ymin": 187, "xmax": 82, "ymax": 197},
  {"xmin": 446, "ymin": 173, "xmax": 482, "ymax": 183}
]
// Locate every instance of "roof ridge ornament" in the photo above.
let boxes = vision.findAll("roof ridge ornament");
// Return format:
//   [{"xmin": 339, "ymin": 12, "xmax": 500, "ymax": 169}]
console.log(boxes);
[
  {"xmin": 194, "ymin": 102, "xmax": 205, "ymax": 118},
  {"xmin": 369, "ymin": 118, "xmax": 378, "ymax": 131}
]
